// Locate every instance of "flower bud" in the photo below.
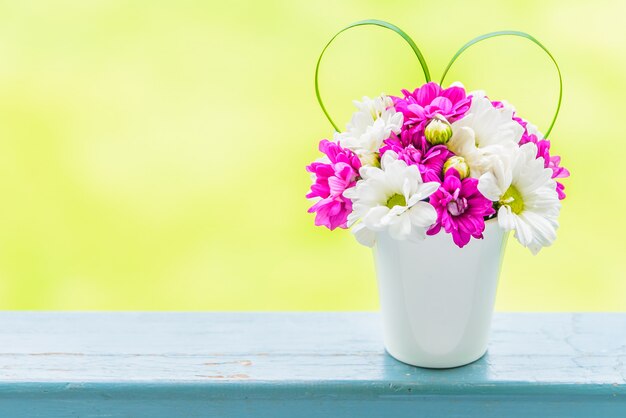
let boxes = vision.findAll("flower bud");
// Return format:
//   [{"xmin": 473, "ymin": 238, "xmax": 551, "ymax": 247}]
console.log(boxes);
[
  {"xmin": 443, "ymin": 156, "xmax": 470, "ymax": 179},
  {"xmin": 358, "ymin": 151, "xmax": 380, "ymax": 168},
  {"xmin": 425, "ymin": 115, "xmax": 453, "ymax": 145}
]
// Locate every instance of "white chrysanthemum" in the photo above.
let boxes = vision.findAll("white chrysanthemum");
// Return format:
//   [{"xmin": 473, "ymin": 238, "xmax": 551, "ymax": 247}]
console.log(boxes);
[
  {"xmin": 344, "ymin": 152, "xmax": 439, "ymax": 247},
  {"xmin": 447, "ymin": 94, "xmax": 524, "ymax": 178},
  {"xmin": 337, "ymin": 94, "xmax": 403, "ymax": 165},
  {"xmin": 478, "ymin": 143, "xmax": 561, "ymax": 254}
]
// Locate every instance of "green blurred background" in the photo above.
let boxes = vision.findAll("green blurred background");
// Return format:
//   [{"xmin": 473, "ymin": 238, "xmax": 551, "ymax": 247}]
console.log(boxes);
[{"xmin": 0, "ymin": 0, "xmax": 623, "ymax": 310}]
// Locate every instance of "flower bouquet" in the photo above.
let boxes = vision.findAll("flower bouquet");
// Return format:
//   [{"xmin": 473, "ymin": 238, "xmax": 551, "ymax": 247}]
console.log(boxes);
[{"xmin": 306, "ymin": 21, "xmax": 569, "ymax": 368}]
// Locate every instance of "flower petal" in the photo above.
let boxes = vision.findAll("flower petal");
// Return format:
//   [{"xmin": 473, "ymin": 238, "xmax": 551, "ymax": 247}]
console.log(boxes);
[
  {"xmin": 408, "ymin": 201, "xmax": 437, "ymax": 228},
  {"xmin": 352, "ymin": 223, "xmax": 376, "ymax": 247}
]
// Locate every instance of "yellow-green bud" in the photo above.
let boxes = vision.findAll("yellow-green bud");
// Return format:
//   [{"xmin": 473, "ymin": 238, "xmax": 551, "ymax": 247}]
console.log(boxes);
[
  {"xmin": 443, "ymin": 156, "xmax": 470, "ymax": 179},
  {"xmin": 425, "ymin": 115, "xmax": 453, "ymax": 145},
  {"xmin": 359, "ymin": 151, "xmax": 380, "ymax": 168}
]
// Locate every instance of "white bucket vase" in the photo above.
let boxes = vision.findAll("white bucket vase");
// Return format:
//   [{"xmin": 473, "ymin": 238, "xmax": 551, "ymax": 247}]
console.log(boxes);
[{"xmin": 373, "ymin": 218, "xmax": 509, "ymax": 368}]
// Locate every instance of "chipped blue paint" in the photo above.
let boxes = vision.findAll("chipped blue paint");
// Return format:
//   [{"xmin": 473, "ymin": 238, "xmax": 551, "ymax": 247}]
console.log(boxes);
[{"xmin": 0, "ymin": 313, "xmax": 624, "ymax": 417}]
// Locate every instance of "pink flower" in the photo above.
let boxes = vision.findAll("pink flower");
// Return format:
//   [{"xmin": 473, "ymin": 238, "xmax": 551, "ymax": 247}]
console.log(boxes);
[
  {"xmin": 392, "ymin": 82, "xmax": 471, "ymax": 149},
  {"xmin": 427, "ymin": 170, "xmax": 495, "ymax": 248},
  {"xmin": 492, "ymin": 101, "xmax": 570, "ymax": 200},
  {"xmin": 306, "ymin": 140, "xmax": 361, "ymax": 230},
  {"xmin": 491, "ymin": 100, "xmax": 529, "ymax": 130},
  {"xmin": 519, "ymin": 132, "xmax": 570, "ymax": 201},
  {"xmin": 380, "ymin": 135, "xmax": 452, "ymax": 183}
]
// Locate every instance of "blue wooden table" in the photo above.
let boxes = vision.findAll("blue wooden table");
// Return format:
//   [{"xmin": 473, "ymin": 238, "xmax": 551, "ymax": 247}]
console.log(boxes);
[{"xmin": 0, "ymin": 313, "xmax": 624, "ymax": 417}]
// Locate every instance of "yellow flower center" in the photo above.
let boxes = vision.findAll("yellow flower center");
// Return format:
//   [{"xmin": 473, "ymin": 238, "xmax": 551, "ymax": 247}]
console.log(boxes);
[
  {"xmin": 386, "ymin": 193, "xmax": 407, "ymax": 209},
  {"xmin": 500, "ymin": 185, "xmax": 524, "ymax": 214}
]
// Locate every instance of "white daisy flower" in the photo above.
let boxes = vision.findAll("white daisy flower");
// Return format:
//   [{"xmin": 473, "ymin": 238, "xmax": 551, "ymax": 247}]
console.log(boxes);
[
  {"xmin": 447, "ymin": 94, "xmax": 524, "ymax": 178},
  {"xmin": 477, "ymin": 143, "xmax": 561, "ymax": 254},
  {"xmin": 337, "ymin": 94, "xmax": 403, "ymax": 166},
  {"xmin": 344, "ymin": 152, "xmax": 439, "ymax": 247}
]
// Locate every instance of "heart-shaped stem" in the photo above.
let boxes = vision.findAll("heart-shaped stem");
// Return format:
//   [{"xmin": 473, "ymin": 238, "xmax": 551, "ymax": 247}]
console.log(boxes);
[
  {"xmin": 440, "ymin": 31, "xmax": 562, "ymax": 138},
  {"xmin": 315, "ymin": 19, "xmax": 431, "ymax": 132}
]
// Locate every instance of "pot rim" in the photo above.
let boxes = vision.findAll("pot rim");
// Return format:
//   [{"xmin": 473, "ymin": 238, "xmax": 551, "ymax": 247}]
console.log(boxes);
[{"xmin": 484, "ymin": 216, "xmax": 499, "ymax": 225}]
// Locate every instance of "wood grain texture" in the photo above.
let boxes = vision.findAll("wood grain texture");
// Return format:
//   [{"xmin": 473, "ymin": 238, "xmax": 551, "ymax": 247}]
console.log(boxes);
[{"xmin": 0, "ymin": 312, "xmax": 624, "ymax": 417}]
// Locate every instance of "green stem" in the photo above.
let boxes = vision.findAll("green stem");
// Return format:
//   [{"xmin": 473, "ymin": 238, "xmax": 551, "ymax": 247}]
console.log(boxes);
[
  {"xmin": 440, "ymin": 31, "xmax": 562, "ymax": 138},
  {"xmin": 315, "ymin": 19, "xmax": 431, "ymax": 132}
]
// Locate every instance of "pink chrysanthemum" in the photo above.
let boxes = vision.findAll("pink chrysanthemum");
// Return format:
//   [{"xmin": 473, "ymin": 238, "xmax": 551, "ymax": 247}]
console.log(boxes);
[
  {"xmin": 392, "ymin": 82, "xmax": 471, "ymax": 150},
  {"xmin": 427, "ymin": 170, "xmax": 495, "ymax": 248},
  {"xmin": 491, "ymin": 101, "xmax": 569, "ymax": 200},
  {"xmin": 519, "ymin": 133, "xmax": 570, "ymax": 200},
  {"xmin": 380, "ymin": 134, "xmax": 452, "ymax": 183},
  {"xmin": 306, "ymin": 140, "xmax": 361, "ymax": 230}
]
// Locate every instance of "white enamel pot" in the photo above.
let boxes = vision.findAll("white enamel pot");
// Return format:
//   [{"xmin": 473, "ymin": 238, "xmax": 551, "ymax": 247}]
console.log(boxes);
[{"xmin": 373, "ymin": 218, "xmax": 509, "ymax": 368}]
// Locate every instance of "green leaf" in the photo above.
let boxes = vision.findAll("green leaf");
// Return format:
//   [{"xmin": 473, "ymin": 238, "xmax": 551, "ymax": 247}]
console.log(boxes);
[
  {"xmin": 315, "ymin": 19, "xmax": 431, "ymax": 132},
  {"xmin": 440, "ymin": 31, "xmax": 563, "ymax": 138}
]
